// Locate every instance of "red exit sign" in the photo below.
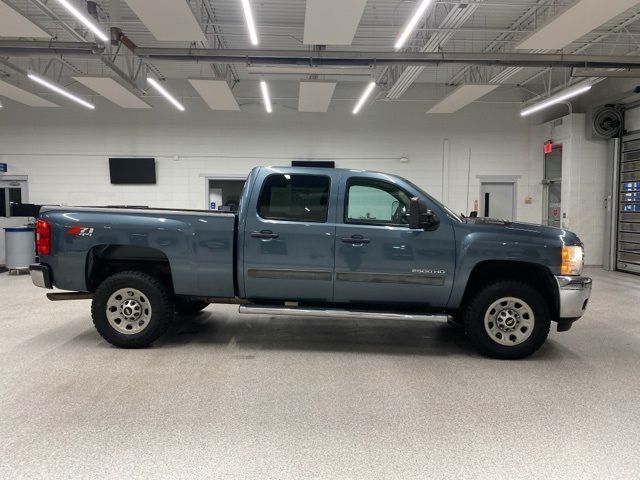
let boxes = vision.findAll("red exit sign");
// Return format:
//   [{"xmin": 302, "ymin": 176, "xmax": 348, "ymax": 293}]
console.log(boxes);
[{"xmin": 543, "ymin": 141, "xmax": 554, "ymax": 154}]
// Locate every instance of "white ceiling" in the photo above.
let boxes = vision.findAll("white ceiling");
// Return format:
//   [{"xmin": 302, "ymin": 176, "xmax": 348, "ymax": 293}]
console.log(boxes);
[{"xmin": 1, "ymin": 0, "xmax": 640, "ymax": 111}]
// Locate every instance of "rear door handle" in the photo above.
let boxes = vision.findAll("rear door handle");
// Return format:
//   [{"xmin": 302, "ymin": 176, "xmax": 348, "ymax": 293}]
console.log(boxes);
[
  {"xmin": 341, "ymin": 235, "xmax": 370, "ymax": 245},
  {"xmin": 251, "ymin": 230, "xmax": 279, "ymax": 239}
]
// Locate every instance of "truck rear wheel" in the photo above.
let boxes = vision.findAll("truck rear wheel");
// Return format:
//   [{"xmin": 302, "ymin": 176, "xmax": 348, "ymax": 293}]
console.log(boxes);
[
  {"xmin": 175, "ymin": 298, "xmax": 209, "ymax": 315},
  {"xmin": 463, "ymin": 281, "xmax": 550, "ymax": 359},
  {"xmin": 91, "ymin": 271, "xmax": 174, "ymax": 348}
]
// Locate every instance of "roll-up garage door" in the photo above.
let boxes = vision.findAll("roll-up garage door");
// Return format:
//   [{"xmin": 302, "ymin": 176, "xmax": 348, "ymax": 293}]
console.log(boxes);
[{"xmin": 618, "ymin": 138, "xmax": 640, "ymax": 274}]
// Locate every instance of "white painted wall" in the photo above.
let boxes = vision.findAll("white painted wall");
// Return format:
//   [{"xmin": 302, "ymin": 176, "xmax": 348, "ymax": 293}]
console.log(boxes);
[
  {"xmin": 529, "ymin": 114, "xmax": 609, "ymax": 265},
  {"xmin": 0, "ymin": 94, "xmax": 607, "ymax": 265},
  {"xmin": 0, "ymin": 98, "xmax": 537, "ymax": 215}
]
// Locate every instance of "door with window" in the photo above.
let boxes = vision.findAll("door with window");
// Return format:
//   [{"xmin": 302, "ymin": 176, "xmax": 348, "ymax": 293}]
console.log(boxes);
[
  {"xmin": 0, "ymin": 179, "xmax": 28, "ymax": 217},
  {"xmin": 334, "ymin": 176, "xmax": 455, "ymax": 307},
  {"xmin": 243, "ymin": 172, "xmax": 336, "ymax": 301},
  {"xmin": 543, "ymin": 145, "xmax": 562, "ymax": 228}
]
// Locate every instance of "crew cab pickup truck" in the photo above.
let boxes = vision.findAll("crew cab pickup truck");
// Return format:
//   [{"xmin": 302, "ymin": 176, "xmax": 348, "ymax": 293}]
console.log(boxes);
[{"xmin": 30, "ymin": 166, "xmax": 592, "ymax": 359}]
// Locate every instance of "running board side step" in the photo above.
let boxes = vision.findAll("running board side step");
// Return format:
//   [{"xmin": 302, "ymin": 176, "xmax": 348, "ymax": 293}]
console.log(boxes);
[{"xmin": 238, "ymin": 305, "xmax": 449, "ymax": 322}]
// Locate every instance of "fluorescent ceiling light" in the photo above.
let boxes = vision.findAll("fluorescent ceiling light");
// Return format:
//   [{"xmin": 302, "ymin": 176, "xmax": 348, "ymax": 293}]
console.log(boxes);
[
  {"xmin": 520, "ymin": 84, "xmax": 592, "ymax": 117},
  {"xmin": 395, "ymin": 0, "xmax": 434, "ymax": 50},
  {"xmin": 298, "ymin": 81, "xmax": 337, "ymax": 112},
  {"xmin": 73, "ymin": 76, "xmax": 151, "ymax": 109},
  {"xmin": 0, "ymin": 1, "xmax": 50, "ymax": 38},
  {"xmin": 241, "ymin": 0, "xmax": 259, "ymax": 46},
  {"xmin": 352, "ymin": 82, "xmax": 376, "ymax": 114},
  {"xmin": 147, "ymin": 77, "xmax": 184, "ymax": 111},
  {"xmin": 28, "ymin": 72, "xmax": 94, "ymax": 109},
  {"xmin": 303, "ymin": 0, "xmax": 367, "ymax": 45},
  {"xmin": 55, "ymin": 0, "xmax": 108, "ymax": 42},
  {"xmin": 188, "ymin": 79, "xmax": 240, "ymax": 111},
  {"xmin": 0, "ymin": 79, "xmax": 58, "ymax": 107},
  {"xmin": 516, "ymin": 0, "xmax": 639, "ymax": 50},
  {"xmin": 427, "ymin": 84, "xmax": 499, "ymax": 114},
  {"xmin": 259, "ymin": 80, "xmax": 272, "ymax": 113},
  {"xmin": 123, "ymin": 0, "xmax": 206, "ymax": 42},
  {"xmin": 247, "ymin": 66, "xmax": 373, "ymax": 76}
]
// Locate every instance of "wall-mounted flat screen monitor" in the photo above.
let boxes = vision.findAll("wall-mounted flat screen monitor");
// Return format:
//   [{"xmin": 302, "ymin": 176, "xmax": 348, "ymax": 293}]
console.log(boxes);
[{"xmin": 109, "ymin": 158, "xmax": 156, "ymax": 184}]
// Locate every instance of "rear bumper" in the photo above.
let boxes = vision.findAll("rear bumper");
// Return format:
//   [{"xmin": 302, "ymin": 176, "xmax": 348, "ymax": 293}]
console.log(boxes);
[
  {"xmin": 555, "ymin": 275, "xmax": 592, "ymax": 323},
  {"xmin": 30, "ymin": 263, "xmax": 53, "ymax": 289}
]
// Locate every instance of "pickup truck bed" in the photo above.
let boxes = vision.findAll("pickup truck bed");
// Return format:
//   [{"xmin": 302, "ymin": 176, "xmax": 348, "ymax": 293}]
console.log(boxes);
[{"xmin": 39, "ymin": 207, "xmax": 237, "ymax": 298}]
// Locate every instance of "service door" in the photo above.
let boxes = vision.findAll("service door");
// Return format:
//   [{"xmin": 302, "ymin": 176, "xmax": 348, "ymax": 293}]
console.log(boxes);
[
  {"xmin": 243, "ymin": 171, "xmax": 337, "ymax": 301},
  {"xmin": 333, "ymin": 176, "xmax": 455, "ymax": 308},
  {"xmin": 480, "ymin": 182, "xmax": 515, "ymax": 220}
]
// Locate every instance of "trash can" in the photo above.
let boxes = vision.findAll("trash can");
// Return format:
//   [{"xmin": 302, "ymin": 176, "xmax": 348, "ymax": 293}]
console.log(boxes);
[{"xmin": 4, "ymin": 226, "xmax": 36, "ymax": 270}]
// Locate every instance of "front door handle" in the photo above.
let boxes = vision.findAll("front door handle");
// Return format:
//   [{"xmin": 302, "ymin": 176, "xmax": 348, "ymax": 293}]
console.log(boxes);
[
  {"xmin": 341, "ymin": 235, "xmax": 370, "ymax": 245},
  {"xmin": 251, "ymin": 230, "xmax": 279, "ymax": 239}
]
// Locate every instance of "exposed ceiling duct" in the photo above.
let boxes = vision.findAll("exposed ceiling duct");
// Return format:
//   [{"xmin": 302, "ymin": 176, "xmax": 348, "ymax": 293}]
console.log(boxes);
[{"xmin": 4, "ymin": 42, "xmax": 640, "ymax": 70}]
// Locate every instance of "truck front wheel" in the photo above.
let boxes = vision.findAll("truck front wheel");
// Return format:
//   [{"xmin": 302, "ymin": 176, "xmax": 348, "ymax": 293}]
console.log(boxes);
[
  {"xmin": 464, "ymin": 281, "xmax": 550, "ymax": 359},
  {"xmin": 91, "ymin": 271, "xmax": 174, "ymax": 348}
]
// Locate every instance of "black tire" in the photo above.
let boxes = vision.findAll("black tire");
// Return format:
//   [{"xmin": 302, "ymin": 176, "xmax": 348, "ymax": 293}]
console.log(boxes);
[
  {"xmin": 91, "ymin": 271, "xmax": 174, "ymax": 348},
  {"xmin": 463, "ymin": 281, "xmax": 550, "ymax": 359},
  {"xmin": 175, "ymin": 299, "xmax": 209, "ymax": 315}
]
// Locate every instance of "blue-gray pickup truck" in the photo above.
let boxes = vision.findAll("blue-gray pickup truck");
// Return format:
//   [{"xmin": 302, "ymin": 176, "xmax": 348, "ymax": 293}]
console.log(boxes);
[{"xmin": 30, "ymin": 166, "xmax": 592, "ymax": 358}]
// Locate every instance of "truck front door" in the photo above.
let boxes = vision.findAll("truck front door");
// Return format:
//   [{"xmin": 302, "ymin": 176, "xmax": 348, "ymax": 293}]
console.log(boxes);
[
  {"xmin": 333, "ymin": 176, "xmax": 455, "ymax": 307},
  {"xmin": 242, "ymin": 171, "xmax": 336, "ymax": 302}
]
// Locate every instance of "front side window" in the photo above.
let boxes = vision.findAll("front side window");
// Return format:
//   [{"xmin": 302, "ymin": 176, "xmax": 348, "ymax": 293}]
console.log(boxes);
[
  {"xmin": 345, "ymin": 178, "xmax": 412, "ymax": 226},
  {"xmin": 258, "ymin": 174, "xmax": 330, "ymax": 222}
]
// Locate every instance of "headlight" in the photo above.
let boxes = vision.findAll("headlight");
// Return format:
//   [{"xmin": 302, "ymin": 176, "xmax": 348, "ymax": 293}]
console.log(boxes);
[{"xmin": 561, "ymin": 245, "xmax": 584, "ymax": 275}]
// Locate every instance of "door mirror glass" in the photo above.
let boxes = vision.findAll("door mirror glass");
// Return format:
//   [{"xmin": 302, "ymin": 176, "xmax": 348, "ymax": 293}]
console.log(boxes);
[{"xmin": 409, "ymin": 197, "xmax": 439, "ymax": 230}]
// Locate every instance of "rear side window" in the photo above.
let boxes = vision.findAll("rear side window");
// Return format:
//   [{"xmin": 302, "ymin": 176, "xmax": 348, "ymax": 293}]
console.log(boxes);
[{"xmin": 257, "ymin": 174, "xmax": 330, "ymax": 222}]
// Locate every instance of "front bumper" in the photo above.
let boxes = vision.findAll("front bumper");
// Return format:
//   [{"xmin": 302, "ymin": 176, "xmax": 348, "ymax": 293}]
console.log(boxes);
[
  {"xmin": 555, "ymin": 275, "xmax": 592, "ymax": 321},
  {"xmin": 30, "ymin": 263, "xmax": 53, "ymax": 289}
]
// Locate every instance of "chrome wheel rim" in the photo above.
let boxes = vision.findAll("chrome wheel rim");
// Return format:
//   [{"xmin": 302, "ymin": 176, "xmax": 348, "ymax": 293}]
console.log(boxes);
[
  {"xmin": 484, "ymin": 297, "xmax": 534, "ymax": 346},
  {"xmin": 106, "ymin": 288, "xmax": 152, "ymax": 335}
]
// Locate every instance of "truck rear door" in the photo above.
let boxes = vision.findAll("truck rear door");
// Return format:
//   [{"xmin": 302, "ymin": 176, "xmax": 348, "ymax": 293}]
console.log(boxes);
[
  {"xmin": 333, "ymin": 174, "xmax": 455, "ymax": 307},
  {"xmin": 242, "ymin": 169, "xmax": 337, "ymax": 302}
]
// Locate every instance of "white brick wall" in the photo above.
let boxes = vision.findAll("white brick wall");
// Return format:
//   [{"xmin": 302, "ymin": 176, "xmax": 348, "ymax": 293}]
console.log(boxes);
[{"xmin": 0, "ymin": 97, "xmax": 607, "ymax": 265}]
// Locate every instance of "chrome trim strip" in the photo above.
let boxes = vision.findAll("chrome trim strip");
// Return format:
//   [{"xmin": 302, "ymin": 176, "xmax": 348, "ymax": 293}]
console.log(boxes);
[
  {"xmin": 247, "ymin": 268, "xmax": 332, "ymax": 281},
  {"xmin": 336, "ymin": 271, "xmax": 445, "ymax": 286},
  {"xmin": 239, "ymin": 305, "xmax": 448, "ymax": 322}
]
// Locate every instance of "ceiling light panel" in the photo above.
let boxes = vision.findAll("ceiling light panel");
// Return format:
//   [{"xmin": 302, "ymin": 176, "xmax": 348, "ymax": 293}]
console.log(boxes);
[
  {"xmin": 73, "ymin": 77, "xmax": 150, "ymax": 109},
  {"xmin": 427, "ymin": 84, "xmax": 499, "ymax": 114},
  {"xmin": 303, "ymin": 0, "xmax": 367, "ymax": 45},
  {"xmin": 0, "ymin": 1, "xmax": 50, "ymax": 38},
  {"xmin": 516, "ymin": 0, "xmax": 639, "ymax": 50},
  {"xmin": 298, "ymin": 81, "xmax": 337, "ymax": 112},
  {"xmin": 0, "ymin": 79, "xmax": 58, "ymax": 107},
  {"xmin": 188, "ymin": 79, "xmax": 240, "ymax": 111},
  {"xmin": 123, "ymin": 0, "xmax": 206, "ymax": 42},
  {"xmin": 147, "ymin": 77, "xmax": 185, "ymax": 111}
]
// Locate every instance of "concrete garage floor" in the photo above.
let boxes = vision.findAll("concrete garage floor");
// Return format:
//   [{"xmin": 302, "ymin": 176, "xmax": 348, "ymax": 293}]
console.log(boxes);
[{"xmin": 0, "ymin": 268, "xmax": 639, "ymax": 479}]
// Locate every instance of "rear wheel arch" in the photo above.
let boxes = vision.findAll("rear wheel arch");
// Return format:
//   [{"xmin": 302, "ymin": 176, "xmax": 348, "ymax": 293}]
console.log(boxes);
[{"xmin": 86, "ymin": 244, "xmax": 174, "ymax": 293}]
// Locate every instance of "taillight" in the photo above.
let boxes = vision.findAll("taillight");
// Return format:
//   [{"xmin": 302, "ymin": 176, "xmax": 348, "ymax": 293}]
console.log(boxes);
[{"xmin": 36, "ymin": 219, "xmax": 51, "ymax": 256}]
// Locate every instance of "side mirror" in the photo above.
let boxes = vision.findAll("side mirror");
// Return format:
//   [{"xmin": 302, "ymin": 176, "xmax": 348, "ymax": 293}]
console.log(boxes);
[
  {"xmin": 469, "ymin": 211, "xmax": 478, "ymax": 218},
  {"xmin": 409, "ymin": 197, "xmax": 440, "ymax": 230}
]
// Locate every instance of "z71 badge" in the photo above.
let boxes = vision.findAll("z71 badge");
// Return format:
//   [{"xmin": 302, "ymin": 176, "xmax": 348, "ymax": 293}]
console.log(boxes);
[{"xmin": 66, "ymin": 226, "xmax": 94, "ymax": 237}]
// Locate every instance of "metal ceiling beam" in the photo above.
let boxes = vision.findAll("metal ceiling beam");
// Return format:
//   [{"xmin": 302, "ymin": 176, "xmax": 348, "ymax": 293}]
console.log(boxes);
[
  {"xmin": 133, "ymin": 47, "xmax": 640, "ymax": 69},
  {"xmin": 5, "ymin": 42, "xmax": 640, "ymax": 70}
]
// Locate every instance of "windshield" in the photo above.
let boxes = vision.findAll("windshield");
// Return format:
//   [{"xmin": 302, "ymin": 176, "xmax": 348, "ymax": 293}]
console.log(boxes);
[{"xmin": 401, "ymin": 178, "xmax": 463, "ymax": 223}]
